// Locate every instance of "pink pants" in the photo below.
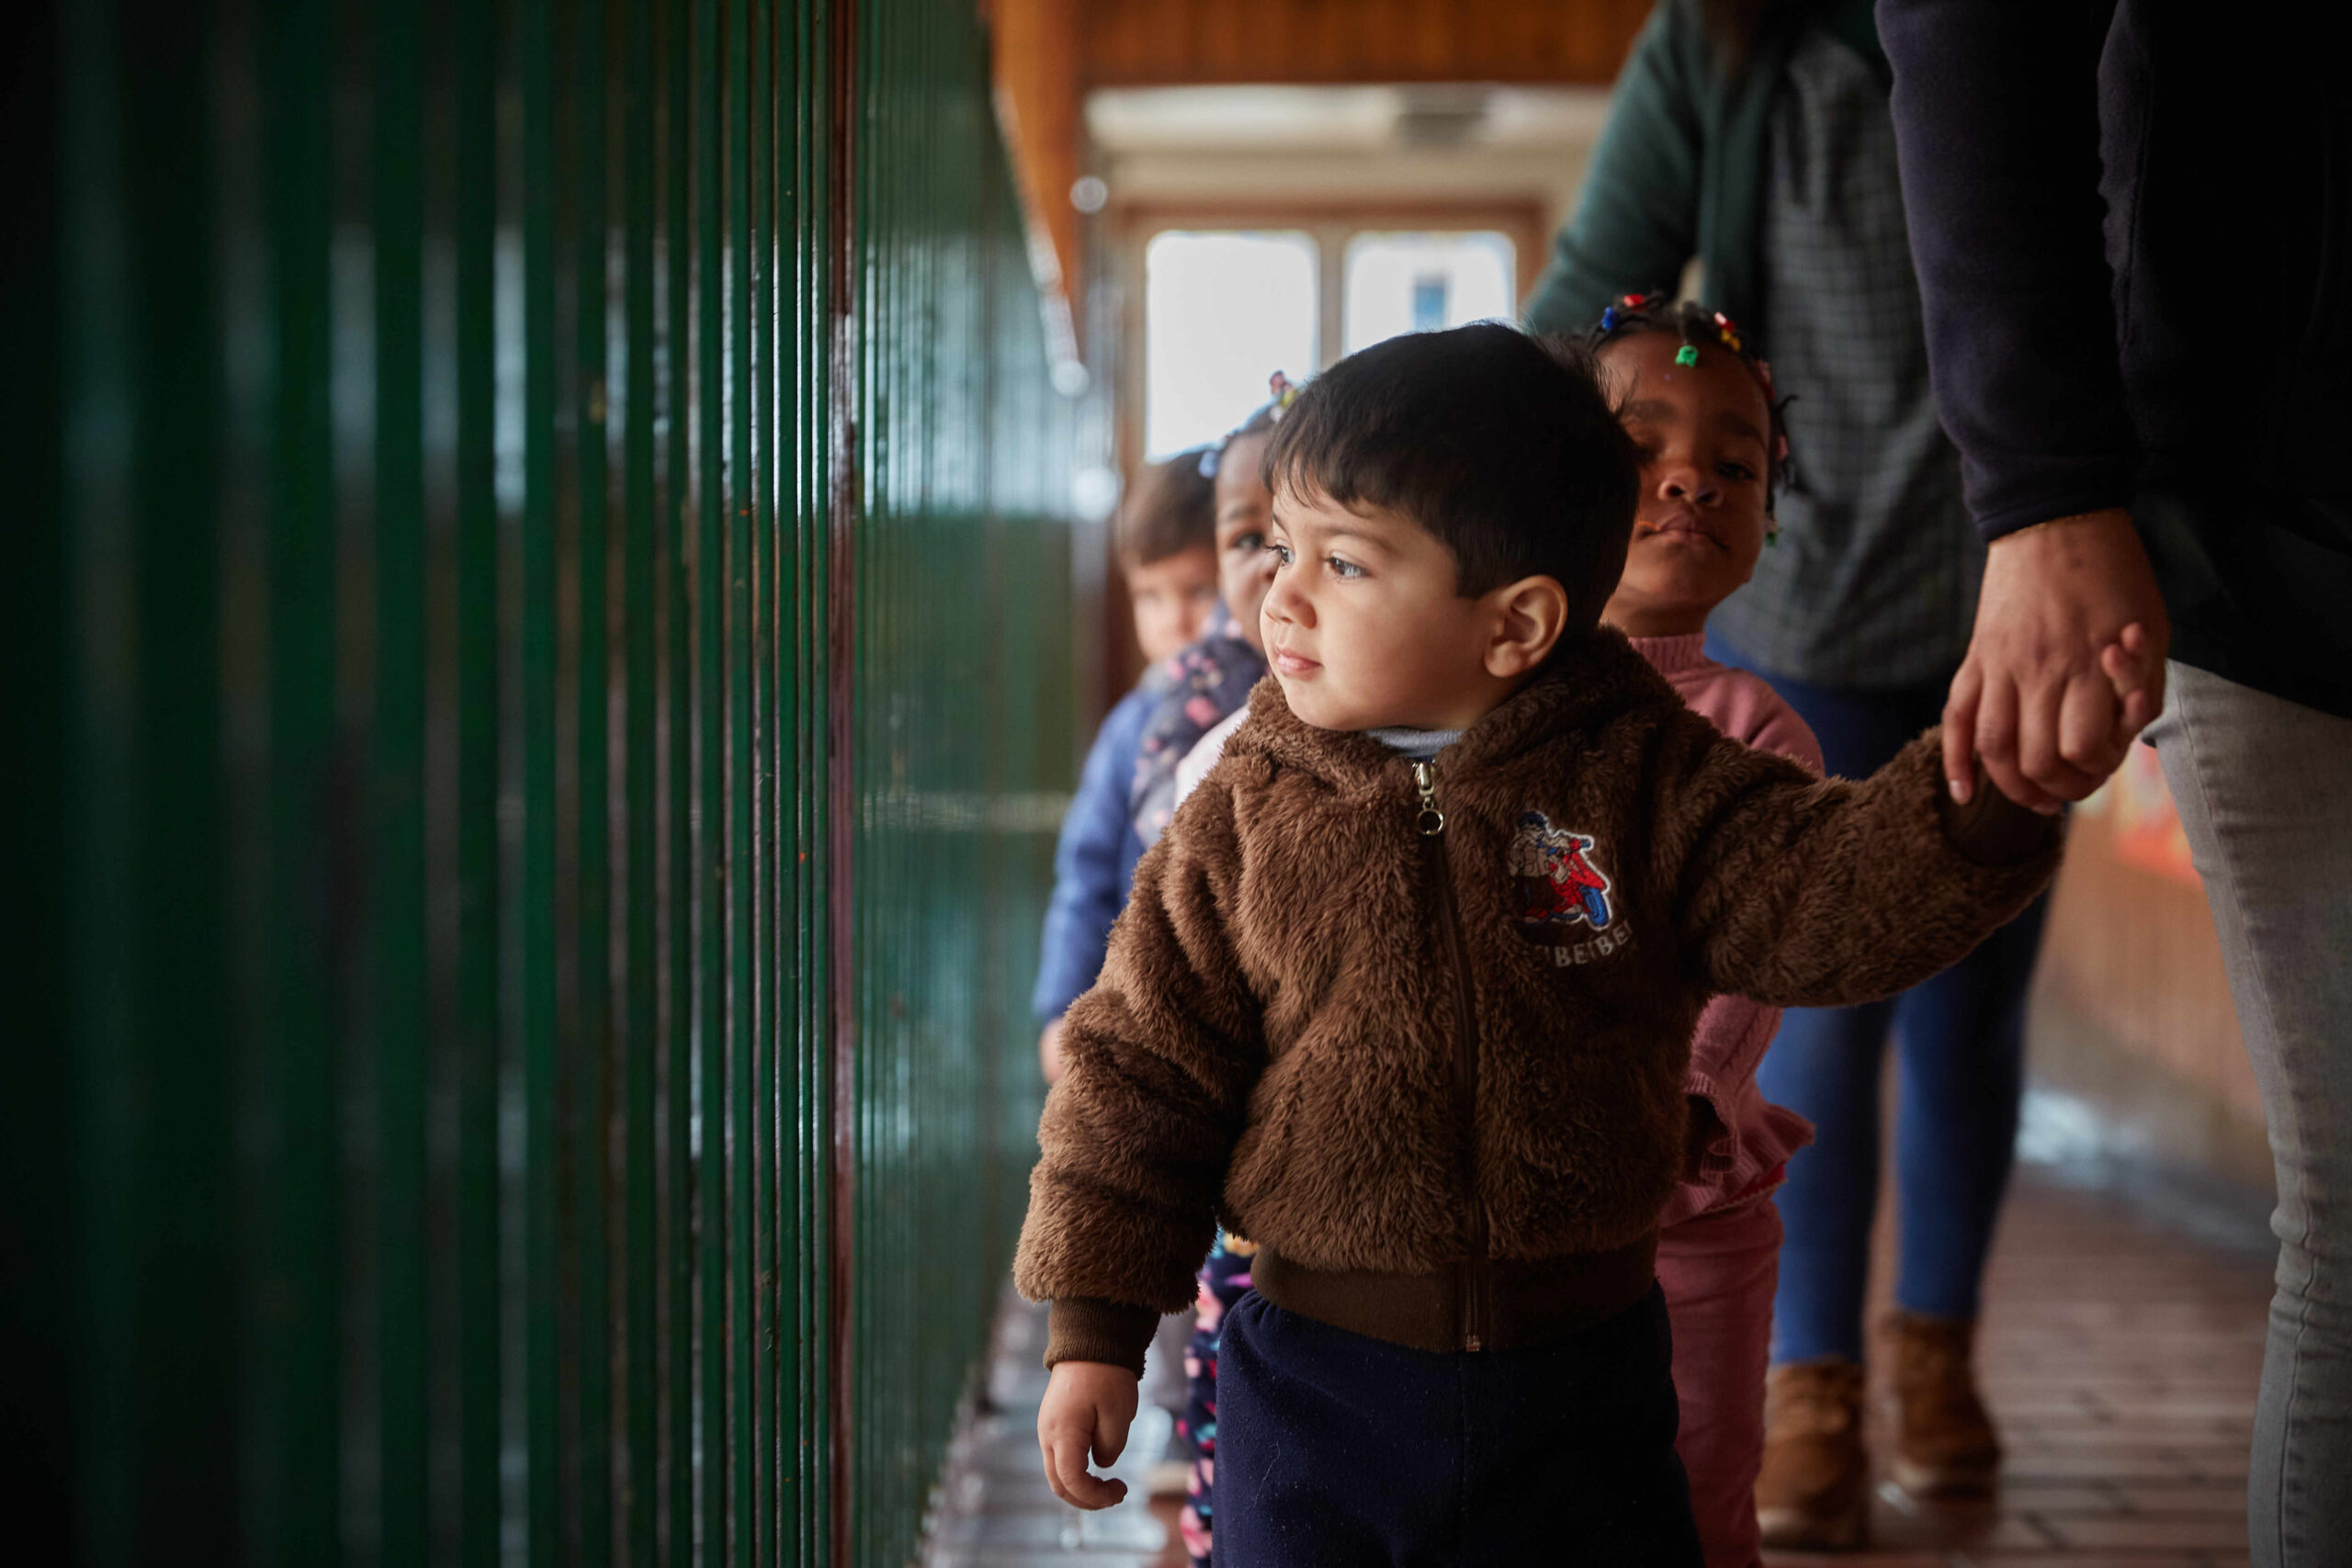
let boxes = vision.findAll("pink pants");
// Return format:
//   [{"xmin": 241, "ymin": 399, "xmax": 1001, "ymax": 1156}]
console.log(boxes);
[{"xmin": 1658, "ymin": 1197, "xmax": 1782, "ymax": 1568}]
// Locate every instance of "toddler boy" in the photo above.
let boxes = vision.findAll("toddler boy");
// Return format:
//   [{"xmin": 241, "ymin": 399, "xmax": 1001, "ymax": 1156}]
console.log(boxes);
[{"xmin": 1018, "ymin": 324, "xmax": 2060, "ymax": 1563}]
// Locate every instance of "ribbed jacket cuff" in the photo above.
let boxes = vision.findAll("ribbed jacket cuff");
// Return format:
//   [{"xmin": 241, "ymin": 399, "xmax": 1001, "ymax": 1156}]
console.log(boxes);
[
  {"xmin": 1044, "ymin": 1298, "xmax": 1159, "ymax": 1375},
  {"xmin": 1679, "ymin": 1080, "xmax": 1736, "ymax": 1181},
  {"xmin": 1936, "ymin": 768, "xmax": 2062, "ymax": 866}
]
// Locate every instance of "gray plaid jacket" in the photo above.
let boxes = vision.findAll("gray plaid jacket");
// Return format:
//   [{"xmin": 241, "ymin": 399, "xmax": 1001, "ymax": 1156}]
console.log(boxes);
[{"xmin": 1710, "ymin": 32, "xmax": 1981, "ymax": 689}]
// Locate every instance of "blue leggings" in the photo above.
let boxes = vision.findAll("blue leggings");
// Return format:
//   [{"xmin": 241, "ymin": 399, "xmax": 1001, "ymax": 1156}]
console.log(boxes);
[{"xmin": 1709, "ymin": 637, "xmax": 2051, "ymax": 1363}]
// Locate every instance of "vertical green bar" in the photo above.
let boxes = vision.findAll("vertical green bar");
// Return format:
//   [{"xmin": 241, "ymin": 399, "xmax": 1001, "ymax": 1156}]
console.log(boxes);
[
  {"xmin": 785, "ymin": 7, "xmax": 808, "ymax": 1556},
  {"xmin": 260, "ymin": 0, "xmax": 342, "ymax": 1559},
  {"xmin": 777, "ymin": 10, "xmax": 813, "ymax": 1561},
  {"xmin": 374, "ymin": 0, "xmax": 429, "ymax": 1561},
  {"xmin": 662, "ymin": 0, "xmax": 695, "ymax": 1561},
  {"xmin": 854, "ymin": 0, "xmax": 873, "ymax": 1543},
  {"xmin": 453, "ymin": 0, "xmax": 503, "ymax": 1557},
  {"xmin": 664, "ymin": 0, "xmax": 696, "ymax": 1553},
  {"xmin": 4, "ymin": 0, "xmax": 72, "ymax": 1548},
  {"xmin": 518, "ymin": 0, "xmax": 561, "ymax": 1558},
  {"xmin": 854, "ymin": 0, "xmax": 878, "ymax": 1545},
  {"xmin": 745, "ymin": 6, "xmax": 778, "ymax": 1562},
  {"xmin": 619, "ymin": 0, "xmax": 661, "ymax": 1556},
  {"xmin": 726, "ymin": 0, "xmax": 757, "ymax": 1560},
  {"xmin": 572, "ymin": 0, "xmax": 616, "ymax": 1559},
  {"xmin": 62, "ymin": 1, "xmax": 239, "ymax": 1556},
  {"xmin": 695, "ymin": 0, "xmax": 728, "ymax": 1558},
  {"xmin": 809, "ymin": 2, "xmax": 835, "ymax": 1558}
]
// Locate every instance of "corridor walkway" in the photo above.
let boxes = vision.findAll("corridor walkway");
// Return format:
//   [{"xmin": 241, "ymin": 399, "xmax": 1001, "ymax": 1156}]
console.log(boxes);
[{"xmin": 927, "ymin": 1155, "xmax": 2275, "ymax": 1567}]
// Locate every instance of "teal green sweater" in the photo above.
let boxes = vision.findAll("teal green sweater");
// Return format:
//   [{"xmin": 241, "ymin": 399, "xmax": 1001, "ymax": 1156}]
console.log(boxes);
[{"xmin": 1521, "ymin": 0, "xmax": 1881, "ymax": 344}]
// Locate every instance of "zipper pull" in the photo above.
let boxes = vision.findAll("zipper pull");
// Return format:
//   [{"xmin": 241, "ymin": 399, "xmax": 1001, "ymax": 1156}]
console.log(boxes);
[{"xmin": 1412, "ymin": 761, "xmax": 1445, "ymax": 837}]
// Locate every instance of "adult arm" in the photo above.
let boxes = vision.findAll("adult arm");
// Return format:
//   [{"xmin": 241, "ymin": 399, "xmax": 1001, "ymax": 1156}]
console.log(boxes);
[
  {"xmin": 1521, "ymin": 0, "xmax": 1704, "ymax": 333},
  {"xmin": 1877, "ymin": 0, "xmax": 2168, "ymax": 807}
]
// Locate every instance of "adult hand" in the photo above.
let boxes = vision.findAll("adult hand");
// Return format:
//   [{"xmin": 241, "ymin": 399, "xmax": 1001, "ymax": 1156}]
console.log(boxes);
[
  {"xmin": 1036, "ymin": 1359, "xmax": 1139, "ymax": 1510},
  {"xmin": 1944, "ymin": 509, "xmax": 2169, "ymax": 812},
  {"xmin": 1038, "ymin": 1018, "xmax": 1066, "ymax": 1085}
]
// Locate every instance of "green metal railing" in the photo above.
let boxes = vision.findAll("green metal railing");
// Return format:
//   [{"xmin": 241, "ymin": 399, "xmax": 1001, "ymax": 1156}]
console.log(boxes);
[{"xmin": 17, "ymin": 0, "xmax": 1075, "ymax": 1562}]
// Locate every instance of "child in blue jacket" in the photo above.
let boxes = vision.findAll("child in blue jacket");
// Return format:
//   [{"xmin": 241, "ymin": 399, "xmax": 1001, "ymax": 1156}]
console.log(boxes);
[{"xmin": 1032, "ymin": 450, "xmax": 1220, "ymax": 1077}]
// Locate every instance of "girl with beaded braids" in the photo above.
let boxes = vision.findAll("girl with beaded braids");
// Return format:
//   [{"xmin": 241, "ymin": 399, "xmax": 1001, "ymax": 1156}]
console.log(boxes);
[
  {"xmin": 1524, "ymin": 1, "xmax": 2051, "ymax": 1543},
  {"xmin": 1587, "ymin": 292, "xmax": 1826, "ymax": 1568}
]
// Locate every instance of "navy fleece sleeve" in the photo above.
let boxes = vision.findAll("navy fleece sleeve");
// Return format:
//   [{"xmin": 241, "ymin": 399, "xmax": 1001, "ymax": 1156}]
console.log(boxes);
[
  {"xmin": 1877, "ymin": 0, "xmax": 2138, "ymax": 539},
  {"xmin": 1031, "ymin": 686, "xmax": 1153, "ymax": 1023}
]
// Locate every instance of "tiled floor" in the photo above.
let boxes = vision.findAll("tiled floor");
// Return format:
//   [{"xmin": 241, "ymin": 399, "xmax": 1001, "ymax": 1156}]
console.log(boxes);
[{"xmin": 928, "ymin": 1166, "xmax": 2275, "ymax": 1567}]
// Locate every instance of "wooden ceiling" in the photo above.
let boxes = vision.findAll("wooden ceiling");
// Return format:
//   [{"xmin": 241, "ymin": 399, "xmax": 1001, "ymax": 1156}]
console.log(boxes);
[
  {"xmin": 1084, "ymin": 0, "xmax": 1654, "ymax": 87},
  {"xmin": 986, "ymin": 0, "xmax": 1653, "ymax": 353}
]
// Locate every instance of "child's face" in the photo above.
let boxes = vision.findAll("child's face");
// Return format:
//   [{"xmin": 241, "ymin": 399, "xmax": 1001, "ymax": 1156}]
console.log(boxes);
[
  {"xmin": 1214, "ymin": 433, "xmax": 1278, "ymax": 654},
  {"xmin": 1597, "ymin": 333, "xmax": 1773, "ymax": 639},
  {"xmin": 1261, "ymin": 481, "xmax": 1538, "ymax": 734},
  {"xmin": 1126, "ymin": 545, "xmax": 1220, "ymax": 665}
]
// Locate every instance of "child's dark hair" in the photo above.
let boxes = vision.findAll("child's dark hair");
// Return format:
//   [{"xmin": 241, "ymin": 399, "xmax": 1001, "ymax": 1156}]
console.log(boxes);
[
  {"xmin": 1114, "ymin": 448, "xmax": 1218, "ymax": 571},
  {"xmin": 1586, "ymin": 291, "xmax": 1792, "ymax": 505},
  {"xmin": 1261, "ymin": 323, "xmax": 1643, "ymax": 633}
]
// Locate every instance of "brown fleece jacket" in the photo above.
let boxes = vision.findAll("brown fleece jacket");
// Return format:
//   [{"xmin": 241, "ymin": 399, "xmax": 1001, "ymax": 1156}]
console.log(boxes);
[{"xmin": 1014, "ymin": 630, "xmax": 2059, "ymax": 1371}]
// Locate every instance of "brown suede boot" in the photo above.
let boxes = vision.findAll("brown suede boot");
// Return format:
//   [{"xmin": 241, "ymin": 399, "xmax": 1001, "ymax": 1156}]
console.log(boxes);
[
  {"xmin": 1756, "ymin": 1359, "xmax": 1871, "ymax": 1549},
  {"xmin": 1886, "ymin": 1309, "xmax": 2001, "ymax": 1495}
]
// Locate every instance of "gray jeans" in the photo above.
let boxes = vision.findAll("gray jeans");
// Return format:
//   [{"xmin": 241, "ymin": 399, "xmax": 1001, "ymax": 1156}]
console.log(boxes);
[{"xmin": 2149, "ymin": 662, "xmax": 2352, "ymax": 1567}]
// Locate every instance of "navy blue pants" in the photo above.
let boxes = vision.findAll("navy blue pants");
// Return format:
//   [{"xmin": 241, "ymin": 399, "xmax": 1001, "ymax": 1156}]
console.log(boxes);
[
  {"xmin": 1213, "ymin": 1286, "xmax": 1701, "ymax": 1567},
  {"xmin": 1707, "ymin": 635, "xmax": 2051, "ymax": 1361}
]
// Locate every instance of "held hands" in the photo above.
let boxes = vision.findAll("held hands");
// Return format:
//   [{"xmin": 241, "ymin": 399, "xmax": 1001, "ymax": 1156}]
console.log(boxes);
[
  {"xmin": 1944, "ymin": 509, "xmax": 2169, "ymax": 813},
  {"xmin": 1037, "ymin": 1360, "xmax": 1140, "ymax": 1509}
]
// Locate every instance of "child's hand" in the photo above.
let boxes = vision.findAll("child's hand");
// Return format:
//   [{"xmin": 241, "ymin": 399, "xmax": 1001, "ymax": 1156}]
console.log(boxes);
[
  {"xmin": 1038, "ymin": 1018, "xmax": 1066, "ymax": 1084},
  {"xmin": 2098, "ymin": 621, "xmax": 2165, "ymax": 740},
  {"xmin": 1036, "ymin": 1359, "xmax": 1139, "ymax": 1510}
]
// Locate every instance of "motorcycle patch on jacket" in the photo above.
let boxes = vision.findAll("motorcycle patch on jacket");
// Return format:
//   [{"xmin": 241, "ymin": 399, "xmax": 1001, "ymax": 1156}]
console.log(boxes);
[{"xmin": 1510, "ymin": 810, "xmax": 1630, "ymax": 966}]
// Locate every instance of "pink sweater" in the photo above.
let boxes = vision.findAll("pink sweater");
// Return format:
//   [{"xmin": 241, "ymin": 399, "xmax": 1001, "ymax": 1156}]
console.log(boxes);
[{"xmin": 1631, "ymin": 634, "xmax": 1823, "ymax": 1226}]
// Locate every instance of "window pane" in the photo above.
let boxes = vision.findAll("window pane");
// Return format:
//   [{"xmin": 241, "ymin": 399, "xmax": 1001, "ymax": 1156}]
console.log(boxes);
[
  {"xmin": 1144, "ymin": 231, "xmax": 1318, "ymax": 458},
  {"xmin": 1341, "ymin": 231, "xmax": 1515, "ymax": 356}
]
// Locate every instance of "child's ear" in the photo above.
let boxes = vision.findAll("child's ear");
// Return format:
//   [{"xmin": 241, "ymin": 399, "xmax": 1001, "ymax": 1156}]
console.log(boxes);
[{"xmin": 1484, "ymin": 575, "xmax": 1569, "ymax": 679}]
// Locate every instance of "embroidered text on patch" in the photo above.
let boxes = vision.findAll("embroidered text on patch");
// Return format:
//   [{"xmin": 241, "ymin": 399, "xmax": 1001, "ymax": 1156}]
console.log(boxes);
[{"xmin": 1509, "ymin": 810, "xmax": 1620, "ymax": 958}]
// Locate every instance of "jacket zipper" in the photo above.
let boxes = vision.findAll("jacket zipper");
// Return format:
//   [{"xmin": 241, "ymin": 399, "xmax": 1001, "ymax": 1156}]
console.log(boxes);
[{"xmin": 1415, "ymin": 761, "xmax": 1492, "ymax": 1352}]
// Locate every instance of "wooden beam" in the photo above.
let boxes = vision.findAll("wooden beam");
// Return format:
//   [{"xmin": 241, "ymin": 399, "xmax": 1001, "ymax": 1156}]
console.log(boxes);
[
  {"xmin": 1082, "ymin": 0, "xmax": 1653, "ymax": 87},
  {"xmin": 986, "ymin": 0, "xmax": 1085, "ymax": 357}
]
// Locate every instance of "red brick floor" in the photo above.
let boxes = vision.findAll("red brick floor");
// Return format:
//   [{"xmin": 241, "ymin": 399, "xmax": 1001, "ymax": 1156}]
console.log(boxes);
[{"xmin": 928, "ymin": 1168, "xmax": 2274, "ymax": 1567}]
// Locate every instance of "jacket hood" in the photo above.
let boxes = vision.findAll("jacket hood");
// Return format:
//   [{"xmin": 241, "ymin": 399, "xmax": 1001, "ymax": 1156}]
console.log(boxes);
[{"xmin": 1227, "ymin": 628, "xmax": 1683, "ymax": 793}]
